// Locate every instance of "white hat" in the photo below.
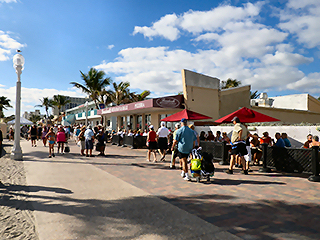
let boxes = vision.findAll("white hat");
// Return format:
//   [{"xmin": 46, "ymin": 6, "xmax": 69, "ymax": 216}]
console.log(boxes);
[
  {"xmin": 161, "ymin": 121, "xmax": 165, "ymax": 126},
  {"xmin": 175, "ymin": 123, "xmax": 180, "ymax": 128},
  {"xmin": 149, "ymin": 125, "xmax": 154, "ymax": 129}
]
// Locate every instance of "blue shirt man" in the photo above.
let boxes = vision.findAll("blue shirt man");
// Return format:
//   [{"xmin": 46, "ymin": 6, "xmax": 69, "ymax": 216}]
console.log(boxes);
[
  {"xmin": 175, "ymin": 124, "xmax": 196, "ymax": 154},
  {"xmin": 172, "ymin": 118, "xmax": 196, "ymax": 181},
  {"xmin": 274, "ymin": 133, "xmax": 285, "ymax": 148}
]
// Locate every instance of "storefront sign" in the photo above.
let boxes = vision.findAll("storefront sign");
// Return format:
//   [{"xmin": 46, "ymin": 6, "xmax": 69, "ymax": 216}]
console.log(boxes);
[{"xmin": 153, "ymin": 95, "xmax": 183, "ymax": 108}]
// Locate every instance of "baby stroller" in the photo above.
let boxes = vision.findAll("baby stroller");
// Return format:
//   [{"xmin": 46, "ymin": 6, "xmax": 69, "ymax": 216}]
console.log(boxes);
[{"xmin": 190, "ymin": 147, "xmax": 215, "ymax": 182}]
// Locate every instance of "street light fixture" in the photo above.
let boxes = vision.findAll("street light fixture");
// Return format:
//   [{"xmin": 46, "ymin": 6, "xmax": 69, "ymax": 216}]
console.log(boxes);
[
  {"xmin": 85, "ymin": 101, "xmax": 88, "ymax": 126},
  {"xmin": 11, "ymin": 50, "xmax": 24, "ymax": 160}
]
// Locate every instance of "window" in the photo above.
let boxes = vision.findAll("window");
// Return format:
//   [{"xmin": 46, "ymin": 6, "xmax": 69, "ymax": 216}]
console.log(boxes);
[
  {"xmin": 136, "ymin": 115, "xmax": 142, "ymax": 130},
  {"xmin": 145, "ymin": 114, "xmax": 151, "ymax": 128}
]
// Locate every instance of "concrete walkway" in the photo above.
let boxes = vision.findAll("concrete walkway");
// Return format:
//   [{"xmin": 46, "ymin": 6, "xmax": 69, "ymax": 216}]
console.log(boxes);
[{"xmin": 20, "ymin": 139, "xmax": 240, "ymax": 240}]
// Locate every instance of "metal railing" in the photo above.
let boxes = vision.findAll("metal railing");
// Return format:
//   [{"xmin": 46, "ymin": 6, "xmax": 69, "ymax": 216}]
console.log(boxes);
[
  {"xmin": 111, "ymin": 135, "xmax": 147, "ymax": 149},
  {"xmin": 260, "ymin": 143, "xmax": 320, "ymax": 182},
  {"xmin": 199, "ymin": 141, "xmax": 229, "ymax": 164}
]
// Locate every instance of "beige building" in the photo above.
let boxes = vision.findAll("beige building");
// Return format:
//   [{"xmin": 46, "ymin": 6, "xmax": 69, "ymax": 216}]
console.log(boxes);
[{"xmin": 251, "ymin": 93, "xmax": 320, "ymax": 124}]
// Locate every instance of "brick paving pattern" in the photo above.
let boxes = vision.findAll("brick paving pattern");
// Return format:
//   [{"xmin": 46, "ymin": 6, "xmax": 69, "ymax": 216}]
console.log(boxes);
[{"xmin": 59, "ymin": 142, "xmax": 320, "ymax": 239}]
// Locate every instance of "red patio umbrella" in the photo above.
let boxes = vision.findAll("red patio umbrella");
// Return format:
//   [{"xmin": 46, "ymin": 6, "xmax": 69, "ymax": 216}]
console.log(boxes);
[
  {"xmin": 161, "ymin": 109, "xmax": 212, "ymax": 122},
  {"xmin": 215, "ymin": 107, "xmax": 280, "ymax": 123}
]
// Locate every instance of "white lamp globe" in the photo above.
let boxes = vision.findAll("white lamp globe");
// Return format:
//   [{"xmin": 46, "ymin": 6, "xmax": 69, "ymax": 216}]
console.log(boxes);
[{"xmin": 13, "ymin": 53, "xmax": 25, "ymax": 70}]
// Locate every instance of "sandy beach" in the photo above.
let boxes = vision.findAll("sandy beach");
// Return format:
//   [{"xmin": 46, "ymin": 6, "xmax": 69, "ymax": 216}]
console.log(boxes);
[{"xmin": 0, "ymin": 141, "xmax": 38, "ymax": 240}]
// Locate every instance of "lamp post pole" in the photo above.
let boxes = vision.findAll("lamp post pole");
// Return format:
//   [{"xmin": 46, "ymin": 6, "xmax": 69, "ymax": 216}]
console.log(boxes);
[
  {"xmin": 85, "ymin": 101, "xmax": 88, "ymax": 126},
  {"xmin": 11, "ymin": 51, "xmax": 24, "ymax": 160}
]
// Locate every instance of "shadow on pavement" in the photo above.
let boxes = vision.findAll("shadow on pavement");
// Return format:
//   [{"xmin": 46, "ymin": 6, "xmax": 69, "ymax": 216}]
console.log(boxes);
[
  {"xmin": 1, "ymin": 188, "xmax": 319, "ymax": 240},
  {"xmin": 0, "ymin": 183, "xmax": 73, "ymax": 194},
  {"xmin": 161, "ymin": 195, "xmax": 320, "ymax": 240},
  {"xmin": 206, "ymin": 178, "xmax": 286, "ymax": 186}
]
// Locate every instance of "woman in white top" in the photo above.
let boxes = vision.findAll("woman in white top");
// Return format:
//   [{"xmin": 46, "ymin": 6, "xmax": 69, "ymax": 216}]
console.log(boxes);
[{"xmin": 157, "ymin": 122, "xmax": 169, "ymax": 161}]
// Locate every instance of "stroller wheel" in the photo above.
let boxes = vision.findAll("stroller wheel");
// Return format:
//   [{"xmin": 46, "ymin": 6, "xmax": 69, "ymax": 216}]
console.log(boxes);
[{"xmin": 196, "ymin": 177, "xmax": 200, "ymax": 183}]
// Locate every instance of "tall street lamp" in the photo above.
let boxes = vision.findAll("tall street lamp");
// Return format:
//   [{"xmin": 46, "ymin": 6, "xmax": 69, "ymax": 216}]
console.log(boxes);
[
  {"xmin": 11, "ymin": 50, "xmax": 24, "ymax": 160},
  {"xmin": 85, "ymin": 101, "xmax": 88, "ymax": 126}
]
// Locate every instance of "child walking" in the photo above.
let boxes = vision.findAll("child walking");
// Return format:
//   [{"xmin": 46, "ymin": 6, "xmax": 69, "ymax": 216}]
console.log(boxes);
[{"xmin": 45, "ymin": 127, "xmax": 56, "ymax": 158}]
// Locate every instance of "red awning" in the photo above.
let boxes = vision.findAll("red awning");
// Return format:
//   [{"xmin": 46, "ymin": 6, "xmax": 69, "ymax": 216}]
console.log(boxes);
[
  {"xmin": 215, "ymin": 107, "xmax": 280, "ymax": 123},
  {"xmin": 161, "ymin": 109, "xmax": 212, "ymax": 122}
]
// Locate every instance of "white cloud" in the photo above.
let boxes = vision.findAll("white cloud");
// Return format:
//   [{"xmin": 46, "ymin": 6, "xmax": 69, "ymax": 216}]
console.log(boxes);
[
  {"xmin": 279, "ymin": 0, "xmax": 320, "ymax": 48},
  {"xmin": 0, "ymin": 86, "xmax": 86, "ymax": 116},
  {"xmin": 0, "ymin": 0, "xmax": 17, "ymax": 3},
  {"xmin": 0, "ymin": 31, "xmax": 25, "ymax": 61},
  {"xmin": 287, "ymin": 72, "xmax": 320, "ymax": 94},
  {"xmin": 286, "ymin": 0, "xmax": 320, "ymax": 9},
  {"xmin": 133, "ymin": 14, "xmax": 180, "ymax": 41},
  {"xmin": 180, "ymin": 2, "xmax": 262, "ymax": 33},
  {"xmin": 262, "ymin": 51, "xmax": 313, "ymax": 66},
  {"xmin": 107, "ymin": 44, "xmax": 114, "ymax": 50},
  {"xmin": 133, "ymin": 2, "xmax": 263, "ymax": 42}
]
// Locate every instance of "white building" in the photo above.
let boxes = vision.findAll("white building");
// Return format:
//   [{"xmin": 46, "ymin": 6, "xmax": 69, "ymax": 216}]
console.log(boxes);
[
  {"xmin": 52, "ymin": 95, "xmax": 88, "ymax": 115},
  {"xmin": 63, "ymin": 101, "xmax": 117, "ymax": 130},
  {"xmin": 23, "ymin": 110, "xmax": 44, "ymax": 120}
]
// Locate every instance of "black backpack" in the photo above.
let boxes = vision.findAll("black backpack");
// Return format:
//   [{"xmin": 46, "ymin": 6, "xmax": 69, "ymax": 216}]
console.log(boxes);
[{"xmin": 201, "ymin": 152, "xmax": 215, "ymax": 173}]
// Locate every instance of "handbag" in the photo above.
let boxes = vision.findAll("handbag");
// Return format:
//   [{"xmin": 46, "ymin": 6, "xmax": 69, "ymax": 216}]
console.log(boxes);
[{"xmin": 64, "ymin": 143, "xmax": 70, "ymax": 153}]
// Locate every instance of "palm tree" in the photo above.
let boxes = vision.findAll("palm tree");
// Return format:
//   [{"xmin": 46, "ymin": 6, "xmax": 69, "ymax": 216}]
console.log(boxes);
[
  {"xmin": 250, "ymin": 90, "xmax": 260, "ymax": 99},
  {"xmin": 70, "ymin": 68, "xmax": 112, "ymax": 109},
  {"xmin": 0, "ymin": 96, "xmax": 12, "ymax": 118},
  {"xmin": 105, "ymin": 81, "xmax": 131, "ymax": 106},
  {"xmin": 35, "ymin": 97, "xmax": 53, "ymax": 118},
  {"xmin": 221, "ymin": 78, "xmax": 241, "ymax": 89},
  {"xmin": 129, "ymin": 90, "xmax": 151, "ymax": 102},
  {"xmin": 29, "ymin": 114, "xmax": 41, "ymax": 123},
  {"xmin": 52, "ymin": 95, "xmax": 71, "ymax": 115}
]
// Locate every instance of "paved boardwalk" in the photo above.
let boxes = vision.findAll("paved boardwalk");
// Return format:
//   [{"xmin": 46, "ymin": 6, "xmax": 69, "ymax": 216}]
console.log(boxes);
[
  {"xmin": 2, "ymin": 139, "xmax": 320, "ymax": 239},
  {"xmin": 18, "ymin": 139, "xmax": 240, "ymax": 240},
  {"xmin": 68, "ymin": 142, "xmax": 320, "ymax": 240}
]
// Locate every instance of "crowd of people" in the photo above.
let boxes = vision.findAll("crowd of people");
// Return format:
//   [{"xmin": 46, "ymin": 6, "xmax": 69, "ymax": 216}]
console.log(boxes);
[
  {"xmin": 10, "ymin": 123, "xmax": 109, "ymax": 158},
  {"xmin": 8, "ymin": 118, "xmax": 320, "ymax": 180}
]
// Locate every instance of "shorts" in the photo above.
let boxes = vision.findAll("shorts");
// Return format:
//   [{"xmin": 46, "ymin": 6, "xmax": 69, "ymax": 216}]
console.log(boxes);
[
  {"xmin": 85, "ymin": 139, "xmax": 93, "ymax": 150},
  {"xmin": 49, "ymin": 140, "xmax": 55, "ymax": 145},
  {"xmin": 231, "ymin": 142, "xmax": 247, "ymax": 157},
  {"xmin": 148, "ymin": 141, "xmax": 158, "ymax": 150},
  {"xmin": 80, "ymin": 140, "xmax": 85, "ymax": 150},
  {"xmin": 178, "ymin": 151, "xmax": 190, "ymax": 159},
  {"xmin": 157, "ymin": 137, "xmax": 168, "ymax": 150},
  {"xmin": 57, "ymin": 141, "xmax": 65, "ymax": 144},
  {"xmin": 31, "ymin": 135, "xmax": 36, "ymax": 141}
]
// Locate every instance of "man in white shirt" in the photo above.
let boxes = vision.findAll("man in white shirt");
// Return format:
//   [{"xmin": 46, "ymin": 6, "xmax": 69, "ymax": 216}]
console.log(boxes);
[
  {"xmin": 157, "ymin": 122, "xmax": 169, "ymax": 161},
  {"xmin": 84, "ymin": 125, "xmax": 95, "ymax": 157}
]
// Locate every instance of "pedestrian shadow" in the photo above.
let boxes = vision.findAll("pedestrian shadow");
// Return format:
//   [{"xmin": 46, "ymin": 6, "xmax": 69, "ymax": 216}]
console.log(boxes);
[
  {"xmin": 198, "ymin": 178, "xmax": 286, "ymax": 185},
  {"xmin": 0, "ymin": 143, "xmax": 11, "ymax": 158},
  {"xmin": 0, "ymin": 183, "xmax": 73, "ymax": 194}
]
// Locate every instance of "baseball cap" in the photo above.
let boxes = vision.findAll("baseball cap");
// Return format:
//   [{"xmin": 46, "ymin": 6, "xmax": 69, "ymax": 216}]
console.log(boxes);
[
  {"xmin": 149, "ymin": 125, "xmax": 154, "ymax": 129},
  {"xmin": 181, "ymin": 118, "xmax": 187, "ymax": 123}
]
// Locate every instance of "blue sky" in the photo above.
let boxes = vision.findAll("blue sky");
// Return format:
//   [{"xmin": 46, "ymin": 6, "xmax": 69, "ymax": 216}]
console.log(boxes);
[{"xmin": 1, "ymin": 0, "xmax": 320, "ymax": 116}]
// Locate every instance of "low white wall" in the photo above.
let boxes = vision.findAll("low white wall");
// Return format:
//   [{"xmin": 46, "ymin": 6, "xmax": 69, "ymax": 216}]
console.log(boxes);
[{"xmin": 195, "ymin": 125, "xmax": 320, "ymax": 148}]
